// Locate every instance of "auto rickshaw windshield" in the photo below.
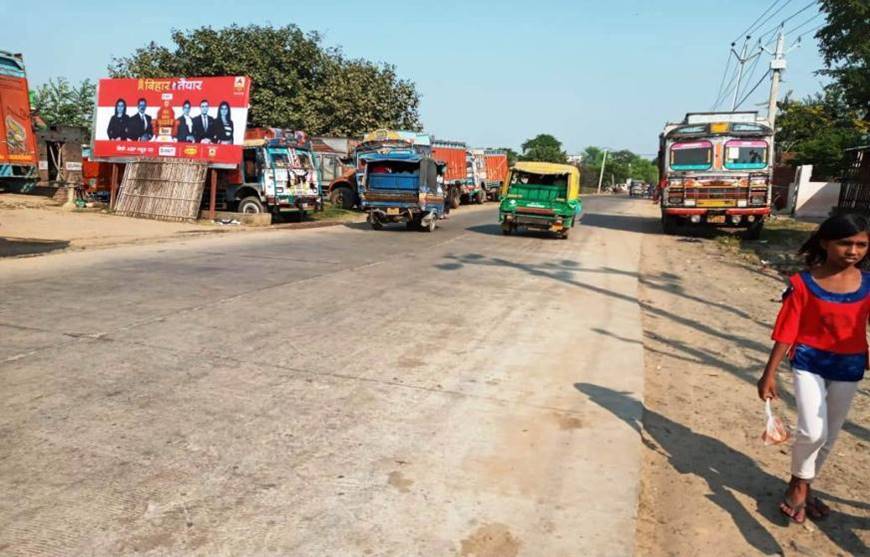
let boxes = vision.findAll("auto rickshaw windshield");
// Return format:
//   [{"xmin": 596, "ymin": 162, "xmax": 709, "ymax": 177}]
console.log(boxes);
[{"xmin": 509, "ymin": 171, "xmax": 569, "ymax": 192}]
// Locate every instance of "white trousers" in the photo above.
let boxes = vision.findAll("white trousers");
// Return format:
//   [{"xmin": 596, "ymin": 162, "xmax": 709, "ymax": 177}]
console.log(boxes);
[{"xmin": 791, "ymin": 368, "xmax": 859, "ymax": 480}]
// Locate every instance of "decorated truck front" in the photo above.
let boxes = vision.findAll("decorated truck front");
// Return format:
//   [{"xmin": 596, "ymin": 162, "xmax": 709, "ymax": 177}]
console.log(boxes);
[
  {"xmin": 0, "ymin": 50, "xmax": 38, "ymax": 187},
  {"xmin": 658, "ymin": 112, "xmax": 773, "ymax": 239},
  {"xmin": 219, "ymin": 129, "xmax": 321, "ymax": 215}
]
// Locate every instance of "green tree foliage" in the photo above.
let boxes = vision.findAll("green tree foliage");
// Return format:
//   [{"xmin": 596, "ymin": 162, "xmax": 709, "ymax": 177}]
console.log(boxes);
[
  {"xmin": 579, "ymin": 146, "xmax": 658, "ymax": 188},
  {"xmin": 519, "ymin": 134, "xmax": 567, "ymax": 163},
  {"xmin": 109, "ymin": 24, "xmax": 421, "ymax": 136},
  {"xmin": 31, "ymin": 77, "xmax": 96, "ymax": 131},
  {"xmin": 776, "ymin": 87, "xmax": 868, "ymax": 178},
  {"xmin": 817, "ymin": 0, "xmax": 869, "ymax": 118}
]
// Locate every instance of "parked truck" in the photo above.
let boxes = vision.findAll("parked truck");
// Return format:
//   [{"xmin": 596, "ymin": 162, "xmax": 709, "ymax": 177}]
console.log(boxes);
[
  {"xmin": 473, "ymin": 149, "xmax": 508, "ymax": 201},
  {"xmin": 657, "ymin": 111, "xmax": 774, "ymax": 239},
  {"xmin": 433, "ymin": 140, "xmax": 485, "ymax": 205},
  {"xmin": 0, "ymin": 50, "xmax": 38, "ymax": 189},
  {"xmin": 213, "ymin": 128, "xmax": 321, "ymax": 215}
]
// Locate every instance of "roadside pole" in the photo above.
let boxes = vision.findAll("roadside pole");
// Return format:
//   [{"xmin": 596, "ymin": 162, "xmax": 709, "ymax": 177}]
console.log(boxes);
[
  {"xmin": 596, "ymin": 150, "xmax": 608, "ymax": 194},
  {"xmin": 764, "ymin": 29, "xmax": 787, "ymax": 129},
  {"xmin": 730, "ymin": 39, "xmax": 751, "ymax": 111}
]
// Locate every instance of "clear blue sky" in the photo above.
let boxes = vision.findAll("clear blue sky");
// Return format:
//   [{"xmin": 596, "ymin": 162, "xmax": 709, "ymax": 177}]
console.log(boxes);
[{"xmin": 6, "ymin": 0, "xmax": 829, "ymax": 155}]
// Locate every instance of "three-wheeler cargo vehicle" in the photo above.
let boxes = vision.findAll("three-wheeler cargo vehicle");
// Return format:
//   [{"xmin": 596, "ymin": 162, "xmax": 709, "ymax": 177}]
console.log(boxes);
[
  {"xmin": 361, "ymin": 151, "xmax": 445, "ymax": 232},
  {"xmin": 498, "ymin": 162, "xmax": 582, "ymax": 239}
]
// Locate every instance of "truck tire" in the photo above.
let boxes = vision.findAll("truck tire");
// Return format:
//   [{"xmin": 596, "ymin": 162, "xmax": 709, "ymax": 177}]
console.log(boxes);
[
  {"xmin": 238, "ymin": 196, "xmax": 265, "ymax": 214},
  {"xmin": 450, "ymin": 189, "xmax": 461, "ymax": 209},
  {"xmin": 662, "ymin": 214, "xmax": 678, "ymax": 235},
  {"xmin": 330, "ymin": 186, "xmax": 356, "ymax": 210},
  {"xmin": 743, "ymin": 220, "xmax": 764, "ymax": 240}
]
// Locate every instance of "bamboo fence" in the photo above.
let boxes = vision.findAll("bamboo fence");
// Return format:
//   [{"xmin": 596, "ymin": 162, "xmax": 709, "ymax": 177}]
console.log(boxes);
[{"xmin": 114, "ymin": 158, "xmax": 208, "ymax": 222}]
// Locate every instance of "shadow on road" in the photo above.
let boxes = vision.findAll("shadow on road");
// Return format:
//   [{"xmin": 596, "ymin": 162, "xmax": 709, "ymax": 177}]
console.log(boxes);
[
  {"xmin": 579, "ymin": 211, "xmax": 659, "ymax": 234},
  {"xmin": 0, "ymin": 237, "xmax": 70, "ymax": 258},
  {"xmin": 576, "ymin": 383, "xmax": 869, "ymax": 557}
]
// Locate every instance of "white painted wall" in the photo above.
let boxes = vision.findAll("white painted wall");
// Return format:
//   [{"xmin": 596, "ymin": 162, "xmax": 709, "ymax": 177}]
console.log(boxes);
[{"xmin": 790, "ymin": 165, "xmax": 841, "ymax": 219}]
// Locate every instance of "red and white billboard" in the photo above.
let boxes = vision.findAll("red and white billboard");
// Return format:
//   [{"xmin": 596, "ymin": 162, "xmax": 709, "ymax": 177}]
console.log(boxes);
[
  {"xmin": 93, "ymin": 76, "xmax": 251, "ymax": 165},
  {"xmin": 0, "ymin": 74, "xmax": 37, "ymax": 166}
]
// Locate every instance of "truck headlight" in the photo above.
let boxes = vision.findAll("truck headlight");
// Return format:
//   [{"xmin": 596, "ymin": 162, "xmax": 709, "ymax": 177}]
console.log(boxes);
[
  {"xmin": 668, "ymin": 197, "xmax": 682, "ymax": 205},
  {"xmin": 737, "ymin": 199, "xmax": 748, "ymax": 208},
  {"xmin": 750, "ymin": 195, "xmax": 766, "ymax": 205},
  {"xmin": 684, "ymin": 199, "xmax": 696, "ymax": 207}
]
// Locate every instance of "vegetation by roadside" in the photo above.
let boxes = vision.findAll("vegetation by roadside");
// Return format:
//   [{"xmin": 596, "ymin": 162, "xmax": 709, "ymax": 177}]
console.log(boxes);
[
  {"xmin": 307, "ymin": 202, "xmax": 361, "ymax": 222},
  {"xmin": 715, "ymin": 216, "xmax": 818, "ymax": 276}
]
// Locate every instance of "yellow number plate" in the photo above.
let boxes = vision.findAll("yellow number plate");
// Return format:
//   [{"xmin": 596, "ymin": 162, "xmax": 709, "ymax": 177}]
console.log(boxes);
[
  {"xmin": 697, "ymin": 199, "xmax": 735, "ymax": 207},
  {"xmin": 386, "ymin": 207, "xmax": 400, "ymax": 215},
  {"xmin": 707, "ymin": 215, "xmax": 727, "ymax": 224}
]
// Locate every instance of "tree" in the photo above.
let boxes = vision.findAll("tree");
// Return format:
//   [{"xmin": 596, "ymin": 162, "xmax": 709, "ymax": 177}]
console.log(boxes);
[
  {"xmin": 579, "ymin": 146, "xmax": 658, "ymax": 188},
  {"xmin": 109, "ymin": 24, "xmax": 422, "ymax": 136},
  {"xmin": 816, "ymin": 0, "xmax": 869, "ymax": 118},
  {"xmin": 31, "ymin": 77, "xmax": 96, "ymax": 131},
  {"xmin": 519, "ymin": 134, "xmax": 567, "ymax": 163},
  {"xmin": 776, "ymin": 87, "xmax": 868, "ymax": 178}
]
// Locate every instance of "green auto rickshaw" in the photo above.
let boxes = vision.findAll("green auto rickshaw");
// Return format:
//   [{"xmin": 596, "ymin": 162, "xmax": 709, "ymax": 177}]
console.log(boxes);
[{"xmin": 498, "ymin": 162, "xmax": 582, "ymax": 239}]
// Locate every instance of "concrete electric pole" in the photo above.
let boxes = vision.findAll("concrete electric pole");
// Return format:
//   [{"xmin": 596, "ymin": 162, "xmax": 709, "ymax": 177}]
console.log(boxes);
[
  {"xmin": 596, "ymin": 150, "xmax": 608, "ymax": 194},
  {"xmin": 764, "ymin": 29, "xmax": 787, "ymax": 128}
]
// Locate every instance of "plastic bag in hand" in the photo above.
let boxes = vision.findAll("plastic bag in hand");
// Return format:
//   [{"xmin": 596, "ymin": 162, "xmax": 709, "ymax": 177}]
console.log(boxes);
[{"xmin": 762, "ymin": 399, "xmax": 790, "ymax": 446}]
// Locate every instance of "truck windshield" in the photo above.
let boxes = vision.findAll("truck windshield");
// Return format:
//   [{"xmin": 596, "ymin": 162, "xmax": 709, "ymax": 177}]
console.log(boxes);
[
  {"xmin": 670, "ymin": 141, "xmax": 713, "ymax": 171},
  {"xmin": 724, "ymin": 140, "xmax": 768, "ymax": 170},
  {"xmin": 268, "ymin": 149, "xmax": 292, "ymax": 167}
]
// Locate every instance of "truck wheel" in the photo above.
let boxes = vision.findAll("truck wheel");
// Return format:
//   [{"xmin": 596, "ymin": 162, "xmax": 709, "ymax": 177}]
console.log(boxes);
[
  {"xmin": 743, "ymin": 220, "xmax": 764, "ymax": 240},
  {"xmin": 450, "ymin": 190, "xmax": 461, "ymax": 209},
  {"xmin": 662, "ymin": 214, "xmax": 678, "ymax": 235},
  {"xmin": 238, "ymin": 196, "xmax": 265, "ymax": 214},
  {"xmin": 330, "ymin": 186, "xmax": 356, "ymax": 210},
  {"xmin": 370, "ymin": 219, "xmax": 383, "ymax": 231}
]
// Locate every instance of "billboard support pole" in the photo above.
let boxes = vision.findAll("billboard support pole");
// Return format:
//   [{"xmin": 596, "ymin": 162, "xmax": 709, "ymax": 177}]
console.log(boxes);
[
  {"xmin": 109, "ymin": 163, "xmax": 119, "ymax": 209},
  {"xmin": 208, "ymin": 169, "xmax": 217, "ymax": 220}
]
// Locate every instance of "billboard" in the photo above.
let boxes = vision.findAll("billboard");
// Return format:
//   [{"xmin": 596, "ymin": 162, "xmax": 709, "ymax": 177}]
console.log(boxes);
[
  {"xmin": 92, "ymin": 76, "xmax": 251, "ymax": 165},
  {"xmin": 0, "ymin": 73, "xmax": 38, "ymax": 167}
]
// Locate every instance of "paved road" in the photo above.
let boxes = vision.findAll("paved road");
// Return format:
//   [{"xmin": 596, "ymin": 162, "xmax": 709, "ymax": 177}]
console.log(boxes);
[{"xmin": 1, "ymin": 196, "xmax": 651, "ymax": 556}]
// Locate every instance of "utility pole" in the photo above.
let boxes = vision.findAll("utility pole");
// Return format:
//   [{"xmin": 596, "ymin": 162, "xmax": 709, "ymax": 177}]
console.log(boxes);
[
  {"xmin": 596, "ymin": 150, "xmax": 608, "ymax": 194},
  {"xmin": 730, "ymin": 37, "xmax": 761, "ymax": 111},
  {"xmin": 764, "ymin": 28, "xmax": 787, "ymax": 128}
]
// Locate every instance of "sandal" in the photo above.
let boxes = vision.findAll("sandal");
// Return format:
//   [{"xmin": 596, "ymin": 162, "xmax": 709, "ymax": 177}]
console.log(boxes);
[
  {"xmin": 779, "ymin": 499, "xmax": 807, "ymax": 524},
  {"xmin": 806, "ymin": 496, "xmax": 831, "ymax": 520}
]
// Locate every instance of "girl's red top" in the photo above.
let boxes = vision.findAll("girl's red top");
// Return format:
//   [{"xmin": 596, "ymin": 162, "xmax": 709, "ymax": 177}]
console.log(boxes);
[{"xmin": 772, "ymin": 271, "xmax": 869, "ymax": 381}]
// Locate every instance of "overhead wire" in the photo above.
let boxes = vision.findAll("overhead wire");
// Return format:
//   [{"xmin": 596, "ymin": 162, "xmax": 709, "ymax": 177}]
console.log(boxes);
[
  {"xmin": 731, "ymin": 0, "xmax": 784, "ymax": 44},
  {"xmin": 746, "ymin": 0, "xmax": 795, "ymax": 38},
  {"xmin": 713, "ymin": 60, "xmax": 742, "ymax": 110},
  {"xmin": 785, "ymin": 12, "xmax": 824, "ymax": 35},
  {"xmin": 712, "ymin": 51, "xmax": 735, "ymax": 110},
  {"xmin": 734, "ymin": 69, "xmax": 773, "ymax": 109}
]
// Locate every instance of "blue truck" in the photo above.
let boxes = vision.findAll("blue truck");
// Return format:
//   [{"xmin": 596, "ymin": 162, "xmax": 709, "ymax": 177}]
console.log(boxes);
[{"xmin": 360, "ymin": 150, "xmax": 445, "ymax": 232}]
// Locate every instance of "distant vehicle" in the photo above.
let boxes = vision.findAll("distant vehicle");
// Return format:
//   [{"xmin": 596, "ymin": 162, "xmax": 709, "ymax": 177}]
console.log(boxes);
[
  {"xmin": 0, "ymin": 50, "xmax": 38, "ymax": 188},
  {"xmin": 472, "ymin": 148, "xmax": 509, "ymax": 201},
  {"xmin": 433, "ymin": 140, "xmax": 482, "ymax": 206},
  {"xmin": 628, "ymin": 179, "xmax": 646, "ymax": 197},
  {"xmin": 327, "ymin": 129, "xmax": 434, "ymax": 210},
  {"xmin": 658, "ymin": 111, "xmax": 773, "ymax": 239},
  {"xmin": 499, "ymin": 162, "xmax": 582, "ymax": 239},
  {"xmin": 362, "ymin": 151, "xmax": 445, "ymax": 232}
]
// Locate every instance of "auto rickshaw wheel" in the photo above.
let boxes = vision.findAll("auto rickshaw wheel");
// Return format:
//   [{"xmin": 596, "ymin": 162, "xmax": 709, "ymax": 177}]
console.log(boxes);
[
  {"xmin": 425, "ymin": 216, "xmax": 437, "ymax": 233},
  {"xmin": 559, "ymin": 228, "xmax": 570, "ymax": 240},
  {"xmin": 501, "ymin": 222, "xmax": 513, "ymax": 235}
]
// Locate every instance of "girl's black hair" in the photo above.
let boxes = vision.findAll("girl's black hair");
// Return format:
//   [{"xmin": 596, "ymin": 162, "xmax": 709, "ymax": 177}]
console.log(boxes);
[
  {"xmin": 218, "ymin": 101, "xmax": 231, "ymax": 120},
  {"xmin": 799, "ymin": 213, "xmax": 870, "ymax": 268}
]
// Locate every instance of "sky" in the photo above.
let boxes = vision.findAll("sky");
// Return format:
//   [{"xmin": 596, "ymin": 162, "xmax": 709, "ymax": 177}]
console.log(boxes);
[{"xmin": 5, "ymin": 0, "xmax": 830, "ymax": 156}]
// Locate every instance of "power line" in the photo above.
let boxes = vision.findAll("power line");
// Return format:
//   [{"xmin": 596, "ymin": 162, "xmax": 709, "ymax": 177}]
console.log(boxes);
[
  {"xmin": 712, "ymin": 53, "xmax": 735, "ymax": 110},
  {"xmin": 736, "ymin": 48, "xmax": 764, "ymax": 101},
  {"xmin": 747, "ymin": 0, "xmax": 795, "ymax": 38},
  {"xmin": 795, "ymin": 22, "xmax": 825, "ymax": 41},
  {"xmin": 785, "ymin": 12, "xmax": 824, "ymax": 35},
  {"xmin": 754, "ymin": 0, "xmax": 819, "ymax": 43},
  {"xmin": 732, "ymin": 0, "xmax": 784, "ymax": 43},
  {"xmin": 735, "ymin": 69, "xmax": 773, "ymax": 109},
  {"xmin": 713, "ymin": 60, "xmax": 742, "ymax": 110}
]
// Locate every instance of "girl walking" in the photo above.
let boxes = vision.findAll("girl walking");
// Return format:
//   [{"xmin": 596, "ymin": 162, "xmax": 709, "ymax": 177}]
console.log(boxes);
[{"xmin": 758, "ymin": 214, "xmax": 869, "ymax": 524}]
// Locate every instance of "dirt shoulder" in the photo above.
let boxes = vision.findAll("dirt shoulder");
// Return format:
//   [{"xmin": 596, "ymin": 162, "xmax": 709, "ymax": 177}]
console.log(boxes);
[{"xmin": 635, "ymin": 206, "xmax": 868, "ymax": 556}]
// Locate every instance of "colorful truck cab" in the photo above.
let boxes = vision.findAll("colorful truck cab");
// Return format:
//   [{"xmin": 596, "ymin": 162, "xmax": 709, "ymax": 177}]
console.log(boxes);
[
  {"xmin": 499, "ymin": 161, "xmax": 582, "ymax": 239},
  {"xmin": 658, "ymin": 112, "xmax": 773, "ymax": 238}
]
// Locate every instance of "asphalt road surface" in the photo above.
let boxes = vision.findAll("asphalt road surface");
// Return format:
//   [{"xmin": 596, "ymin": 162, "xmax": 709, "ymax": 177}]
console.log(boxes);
[{"xmin": 1, "ymin": 196, "xmax": 651, "ymax": 556}]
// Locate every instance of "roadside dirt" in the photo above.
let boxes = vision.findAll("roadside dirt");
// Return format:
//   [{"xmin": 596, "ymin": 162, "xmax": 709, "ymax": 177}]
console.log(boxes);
[{"xmin": 635, "ymin": 214, "xmax": 869, "ymax": 556}]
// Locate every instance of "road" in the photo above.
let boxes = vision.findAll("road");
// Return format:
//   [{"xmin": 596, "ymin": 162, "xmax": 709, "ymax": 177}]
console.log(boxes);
[{"xmin": 1, "ymin": 196, "xmax": 649, "ymax": 556}]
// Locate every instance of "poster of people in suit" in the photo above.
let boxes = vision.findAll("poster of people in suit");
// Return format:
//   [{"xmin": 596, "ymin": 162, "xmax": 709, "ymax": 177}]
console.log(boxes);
[{"xmin": 92, "ymin": 76, "xmax": 250, "ymax": 165}]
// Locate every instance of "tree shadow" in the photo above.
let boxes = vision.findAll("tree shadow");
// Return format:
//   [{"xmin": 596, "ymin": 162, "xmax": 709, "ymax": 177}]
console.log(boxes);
[
  {"xmin": 435, "ymin": 252, "xmax": 870, "ymax": 446},
  {"xmin": 576, "ymin": 383, "xmax": 869, "ymax": 556},
  {"xmin": 0, "ymin": 237, "xmax": 70, "ymax": 258}
]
